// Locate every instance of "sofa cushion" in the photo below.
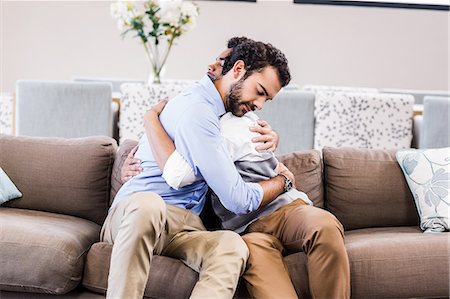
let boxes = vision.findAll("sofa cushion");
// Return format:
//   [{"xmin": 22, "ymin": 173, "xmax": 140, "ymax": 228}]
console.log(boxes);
[
  {"xmin": 0, "ymin": 134, "xmax": 116, "ymax": 225},
  {"xmin": 255, "ymin": 90, "xmax": 316, "ymax": 155},
  {"xmin": 396, "ymin": 148, "xmax": 450, "ymax": 233},
  {"xmin": 313, "ymin": 92, "xmax": 414, "ymax": 150},
  {"xmin": 345, "ymin": 226, "xmax": 449, "ymax": 298},
  {"xmin": 0, "ymin": 207, "xmax": 100, "ymax": 294},
  {"xmin": 83, "ymin": 242, "xmax": 198, "ymax": 298},
  {"xmin": 277, "ymin": 150, "xmax": 324, "ymax": 208},
  {"xmin": 323, "ymin": 147, "xmax": 419, "ymax": 230},
  {"xmin": 110, "ymin": 139, "xmax": 138, "ymax": 204}
]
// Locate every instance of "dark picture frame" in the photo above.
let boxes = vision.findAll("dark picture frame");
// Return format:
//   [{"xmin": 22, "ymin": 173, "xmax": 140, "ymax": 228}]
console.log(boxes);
[{"xmin": 294, "ymin": 0, "xmax": 450, "ymax": 11}]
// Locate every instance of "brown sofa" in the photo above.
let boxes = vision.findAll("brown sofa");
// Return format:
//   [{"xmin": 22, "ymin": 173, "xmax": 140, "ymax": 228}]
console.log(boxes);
[{"xmin": 0, "ymin": 134, "xmax": 448, "ymax": 299}]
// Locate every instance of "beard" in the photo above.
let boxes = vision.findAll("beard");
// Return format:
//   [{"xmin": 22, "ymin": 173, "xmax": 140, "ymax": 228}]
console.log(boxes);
[{"xmin": 225, "ymin": 78, "xmax": 254, "ymax": 117}]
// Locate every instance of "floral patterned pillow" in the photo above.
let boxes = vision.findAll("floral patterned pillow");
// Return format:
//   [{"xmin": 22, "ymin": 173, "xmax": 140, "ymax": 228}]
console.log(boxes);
[
  {"xmin": 396, "ymin": 148, "xmax": 449, "ymax": 233},
  {"xmin": 0, "ymin": 167, "xmax": 22, "ymax": 204}
]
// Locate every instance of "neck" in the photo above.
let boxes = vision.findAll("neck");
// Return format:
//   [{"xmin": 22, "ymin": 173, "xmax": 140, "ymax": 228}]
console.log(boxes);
[{"xmin": 213, "ymin": 78, "xmax": 228, "ymax": 108}]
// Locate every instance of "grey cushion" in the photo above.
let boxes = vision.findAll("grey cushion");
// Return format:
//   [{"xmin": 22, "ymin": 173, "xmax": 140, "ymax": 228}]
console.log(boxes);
[
  {"xmin": 16, "ymin": 80, "xmax": 113, "ymax": 138},
  {"xmin": 0, "ymin": 208, "xmax": 100, "ymax": 294},
  {"xmin": 255, "ymin": 90, "xmax": 315, "ymax": 155},
  {"xmin": 411, "ymin": 115, "xmax": 422, "ymax": 148},
  {"xmin": 73, "ymin": 77, "xmax": 145, "ymax": 94},
  {"xmin": 379, "ymin": 88, "xmax": 450, "ymax": 105},
  {"xmin": 420, "ymin": 96, "xmax": 450, "ymax": 148},
  {"xmin": 323, "ymin": 147, "xmax": 419, "ymax": 230},
  {"xmin": 0, "ymin": 134, "xmax": 116, "ymax": 225}
]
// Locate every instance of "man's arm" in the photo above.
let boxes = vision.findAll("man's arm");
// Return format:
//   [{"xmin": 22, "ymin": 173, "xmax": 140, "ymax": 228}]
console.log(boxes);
[
  {"xmin": 143, "ymin": 100, "xmax": 175, "ymax": 170},
  {"xmin": 120, "ymin": 100, "xmax": 173, "ymax": 184}
]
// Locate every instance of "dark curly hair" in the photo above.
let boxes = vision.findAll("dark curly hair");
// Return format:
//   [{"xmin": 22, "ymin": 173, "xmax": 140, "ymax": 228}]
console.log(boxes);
[
  {"xmin": 222, "ymin": 38, "xmax": 291, "ymax": 87},
  {"xmin": 227, "ymin": 36, "xmax": 252, "ymax": 49}
]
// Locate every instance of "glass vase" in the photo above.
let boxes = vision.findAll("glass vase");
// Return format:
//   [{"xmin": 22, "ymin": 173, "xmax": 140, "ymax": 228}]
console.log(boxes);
[{"xmin": 148, "ymin": 62, "xmax": 168, "ymax": 85}]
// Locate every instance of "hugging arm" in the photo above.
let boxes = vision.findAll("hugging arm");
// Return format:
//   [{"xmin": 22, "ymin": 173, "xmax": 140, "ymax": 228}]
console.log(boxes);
[{"xmin": 143, "ymin": 100, "xmax": 176, "ymax": 170}]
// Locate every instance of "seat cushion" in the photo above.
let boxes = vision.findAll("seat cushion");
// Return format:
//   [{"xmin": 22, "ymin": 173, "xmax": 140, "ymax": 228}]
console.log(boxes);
[
  {"xmin": 345, "ymin": 226, "xmax": 449, "ymax": 298},
  {"xmin": 83, "ymin": 242, "xmax": 199, "ymax": 298},
  {"xmin": 283, "ymin": 226, "xmax": 450, "ymax": 299},
  {"xmin": 0, "ymin": 208, "xmax": 100, "ymax": 294}
]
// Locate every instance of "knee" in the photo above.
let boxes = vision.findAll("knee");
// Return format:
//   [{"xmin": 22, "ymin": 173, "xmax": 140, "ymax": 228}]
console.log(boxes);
[
  {"xmin": 125, "ymin": 192, "xmax": 166, "ymax": 234},
  {"xmin": 318, "ymin": 212, "xmax": 344, "ymax": 236},
  {"xmin": 215, "ymin": 231, "xmax": 249, "ymax": 262},
  {"xmin": 313, "ymin": 212, "xmax": 345, "ymax": 251},
  {"xmin": 242, "ymin": 232, "xmax": 284, "ymax": 252}
]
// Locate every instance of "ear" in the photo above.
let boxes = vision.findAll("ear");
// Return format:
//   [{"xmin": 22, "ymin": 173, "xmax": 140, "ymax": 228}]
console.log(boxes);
[{"xmin": 232, "ymin": 60, "xmax": 246, "ymax": 80}]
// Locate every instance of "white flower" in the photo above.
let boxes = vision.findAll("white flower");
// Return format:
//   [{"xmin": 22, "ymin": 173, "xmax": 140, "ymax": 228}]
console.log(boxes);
[
  {"xmin": 158, "ymin": 0, "xmax": 182, "ymax": 26},
  {"xmin": 181, "ymin": 1, "xmax": 198, "ymax": 18},
  {"xmin": 110, "ymin": 2, "xmax": 127, "ymax": 18}
]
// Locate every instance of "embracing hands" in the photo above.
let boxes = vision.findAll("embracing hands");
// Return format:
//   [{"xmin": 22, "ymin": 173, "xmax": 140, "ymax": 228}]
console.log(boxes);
[
  {"xmin": 121, "ymin": 145, "xmax": 142, "ymax": 183},
  {"xmin": 250, "ymin": 119, "xmax": 279, "ymax": 152}
]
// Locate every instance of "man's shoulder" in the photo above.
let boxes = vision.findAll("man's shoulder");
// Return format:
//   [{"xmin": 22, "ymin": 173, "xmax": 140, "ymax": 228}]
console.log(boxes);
[{"xmin": 171, "ymin": 97, "xmax": 217, "ymax": 122}]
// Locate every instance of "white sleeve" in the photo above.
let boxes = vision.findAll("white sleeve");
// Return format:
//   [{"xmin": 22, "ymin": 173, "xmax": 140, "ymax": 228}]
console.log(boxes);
[{"xmin": 162, "ymin": 150, "xmax": 197, "ymax": 190}]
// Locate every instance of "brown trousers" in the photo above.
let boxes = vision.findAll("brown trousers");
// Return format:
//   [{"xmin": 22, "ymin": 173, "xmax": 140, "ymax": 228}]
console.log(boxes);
[{"xmin": 242, "ymin": 200, "xmax": 350, "ymax": 299}]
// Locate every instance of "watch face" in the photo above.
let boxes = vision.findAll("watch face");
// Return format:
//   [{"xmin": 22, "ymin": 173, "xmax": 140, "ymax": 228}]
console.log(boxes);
[
  {"xmin": 283, "ymin": 175, "xmax": 293, "ymax": 192},
  {"xmin": 286, "ymin": 180, "xmax": 293, "ymax": 192}
]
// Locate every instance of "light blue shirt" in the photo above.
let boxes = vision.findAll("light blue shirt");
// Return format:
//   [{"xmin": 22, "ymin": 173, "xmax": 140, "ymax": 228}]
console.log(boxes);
[{"xmin": 112, "ymin": 76, "xmax": 263, "ymax": 215}]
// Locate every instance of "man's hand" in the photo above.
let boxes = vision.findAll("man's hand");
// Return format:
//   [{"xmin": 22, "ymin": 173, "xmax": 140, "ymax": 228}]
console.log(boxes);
[
  {"xmin": 120, "ymin": 145, "xmax": 143, "ymax": 183},
  {"xmin": 250, "ymin": 119, "xmax": 279, "ymax": 152},
  {"xmin": 151, "ymin": 99, "xmax": 168, "ymax": 116},
  {"xmin": 278, "ymin": 162, "xmax": 296, "ymax": 187},
  {"xmin": 144, "ymin": 99, "xmax": 168, "ymax": 121}
]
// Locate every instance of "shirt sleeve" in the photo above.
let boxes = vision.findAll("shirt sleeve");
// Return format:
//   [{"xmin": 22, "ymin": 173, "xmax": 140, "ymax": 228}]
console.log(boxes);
[
  {"xmin": 174, "ymin": 105, "xmax": 263, "ymax": 215},
  {"xmin": 162, "ymin": 150, "xmax": 197, "ymax": 190}
]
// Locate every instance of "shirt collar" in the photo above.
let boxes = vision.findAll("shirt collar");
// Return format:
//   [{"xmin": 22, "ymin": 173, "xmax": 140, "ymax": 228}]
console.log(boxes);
[{"xmin": 199, "ymin": 75, "xmax": 226, "ymax": 117}]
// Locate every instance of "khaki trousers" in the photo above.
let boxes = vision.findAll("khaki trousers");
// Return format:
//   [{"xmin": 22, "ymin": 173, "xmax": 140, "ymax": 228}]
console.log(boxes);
[
  {"xmin": 101, "ymin": 192, "xmax": 249, "ymax": 299},
  {"xmin": 242, "ymin": 200, "xmax": 350, "ymax": 299}
]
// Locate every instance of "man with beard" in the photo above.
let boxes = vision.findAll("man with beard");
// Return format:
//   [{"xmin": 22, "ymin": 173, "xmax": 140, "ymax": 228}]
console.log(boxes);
[
  {"xmin": 120, "ymin": 36, "xmax": 280, "ymax": 182},
  {"xmin": 138, "ymin": 38, "xmax": 351, "ymax": 299},
  {"xmin": 102, "ymin": 39, "xmax": 294, "ymax": 299}
]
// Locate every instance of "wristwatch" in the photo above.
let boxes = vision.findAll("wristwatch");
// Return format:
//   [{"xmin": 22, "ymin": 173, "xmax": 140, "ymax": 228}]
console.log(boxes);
[{"xmin": 278, "ymin": 173, "xmax": 293, "ymax": 193}]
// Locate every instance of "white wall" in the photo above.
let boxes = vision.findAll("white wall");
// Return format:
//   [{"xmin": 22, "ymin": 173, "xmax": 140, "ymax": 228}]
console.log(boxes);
[{"xmin": 1, "ymin": 0, "xmax": 449, "ymax": 93}]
